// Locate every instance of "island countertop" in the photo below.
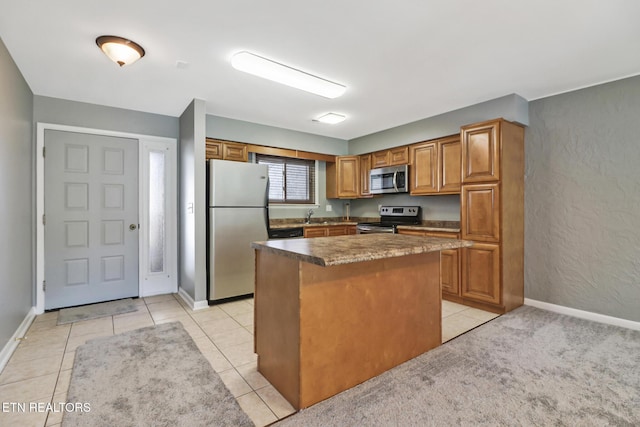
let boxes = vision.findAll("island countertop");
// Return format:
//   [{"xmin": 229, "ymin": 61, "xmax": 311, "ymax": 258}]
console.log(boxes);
[{"xmin": 251, "ymin": 234, "xmax": 473, "ymax": 267}]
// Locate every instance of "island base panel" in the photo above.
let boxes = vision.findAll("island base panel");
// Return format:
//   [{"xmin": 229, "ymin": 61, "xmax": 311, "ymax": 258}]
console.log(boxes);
[
  {"xmin": 255, "ymin": 250, "xmax": 441, "ymax": 409},
  {"xmin": 254, "ymin": 251, "xmax": 301, "ymax": 409}
]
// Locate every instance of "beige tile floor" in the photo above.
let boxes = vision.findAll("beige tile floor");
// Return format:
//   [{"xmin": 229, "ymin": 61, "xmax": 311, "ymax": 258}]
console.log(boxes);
[{"xmin": 0, "ymin": 294, "xmax": 498, "ymax": 427}]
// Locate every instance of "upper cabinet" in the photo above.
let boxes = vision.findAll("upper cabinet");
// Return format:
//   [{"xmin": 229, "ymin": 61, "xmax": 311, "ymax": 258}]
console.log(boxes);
[
  {"xmin": 205, "ymin": 139, "xmax": 248, "ymax": 162},
  {"xmin": 439, "ymin": 136, "xmax": 462, "ymax": 192},
  {"xmin": 359, "ymin": 154, "xmax": 372, "ymax": 197},
  {"xmin": 410, "ymin": 135, "xmax": 461, "ymax": 195},
  {"xmin": 461, "ymin": 121, "xmax": 499, "ymax": 183},
  {"xmin": 409, "ymin": 141, "xmax": 437, "ymax": 194},
  {"xmin": 327, "ymin": 154, "xmax": 375, "ymax": 199},
  {"xmin": 222, "ymin": 141, "xmax": 248, "ymax": 162},
  {"xmin": 326, "ymin": 156, "xmax": 360, "ymax": 199},
  {"xmin": 372, "ymin": 146, "xmax": 409, "ymax": 168},
  {"xmin": 205, "ymin": 139, "xmax": 222, "ymax": 159}
]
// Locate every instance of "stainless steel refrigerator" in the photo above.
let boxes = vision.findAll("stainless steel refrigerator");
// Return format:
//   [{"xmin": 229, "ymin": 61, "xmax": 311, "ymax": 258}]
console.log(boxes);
[{"xmin": 207, "ymin": 159, "xmax": 269, "ymax": 302}]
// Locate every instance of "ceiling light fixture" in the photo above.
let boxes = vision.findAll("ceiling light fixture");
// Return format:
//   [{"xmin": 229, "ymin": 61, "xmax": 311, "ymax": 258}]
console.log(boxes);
[
  {"xmin": 231, "ymin": 51, "xmax": 346, "ymax": 99},
  {"xmin": 315, "ymin": 113, "xmax": 347, "ymax": 124},
  {"xmin": 96, "ymin": 35, "xmax": 145, "ymax": 67}
]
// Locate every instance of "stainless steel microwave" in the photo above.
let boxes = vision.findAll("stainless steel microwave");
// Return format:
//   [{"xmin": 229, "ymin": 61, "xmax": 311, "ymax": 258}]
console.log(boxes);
[{"xmin": 370, "ymin": 164, "xmax": 409, "ymax": 194}]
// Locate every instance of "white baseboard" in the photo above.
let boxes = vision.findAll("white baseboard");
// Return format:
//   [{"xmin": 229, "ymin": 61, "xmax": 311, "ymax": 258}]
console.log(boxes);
[
  {"xmin": 0, "ymin": 308, "xmax": 37, "ymax": 372},
  {"xmin": 524, "ymin": 298, "xmax": 640, "ymax": 331},
  {"xmin": 178, "ymin": 287, "xmax": 209, "ymax": 311}
]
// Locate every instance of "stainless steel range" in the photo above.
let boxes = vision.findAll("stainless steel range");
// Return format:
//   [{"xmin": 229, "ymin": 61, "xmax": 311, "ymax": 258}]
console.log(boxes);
[{"xmin": 356, "ymin": 206, "xmax": 421, "ymax": 234}]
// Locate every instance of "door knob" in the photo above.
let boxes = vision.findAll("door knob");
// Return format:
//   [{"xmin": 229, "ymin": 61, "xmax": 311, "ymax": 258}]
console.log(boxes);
[{"xmin": 129, "ymin": 224, "xmax": 138, "ymax": 231}]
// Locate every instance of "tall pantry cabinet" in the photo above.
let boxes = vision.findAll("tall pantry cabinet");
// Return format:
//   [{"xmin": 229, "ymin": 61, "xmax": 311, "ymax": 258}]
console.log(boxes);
[{"xmin": 459, "ymin": 119, "xmax": 524, "ymax": 313}]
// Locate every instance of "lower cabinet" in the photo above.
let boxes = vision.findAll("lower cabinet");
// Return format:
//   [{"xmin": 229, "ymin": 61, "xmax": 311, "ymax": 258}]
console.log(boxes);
[
  {"xmin": 398, "ymin": 229, "xmax": 510, "ymax": 313},
  {"xmin": 440, "ymin": 249, "xmax": 460, "ymax": 296},
  {"xmin": 460, "ymin": 243, "xmax": 500, "ymax": 305},
  {"xmin": 397, "ymin": 229, "xmax": 460, "ymax": 297},
  {"xmin": 304, "ymin": 225, "xmax": 356, "ymax": 238}
]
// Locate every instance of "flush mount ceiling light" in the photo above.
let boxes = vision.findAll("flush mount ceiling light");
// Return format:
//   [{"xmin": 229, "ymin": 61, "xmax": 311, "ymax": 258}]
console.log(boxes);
[
  {"xmin": 315, "ymin": 113, "xmax": 347, "ymax": 124},
  {"xmin": 231, "ymin": 51, "xmax": 346, "ymax": 99},
  {"xmin": 96, "ymin": 35, "xmax": 145, "ymax": 67}
]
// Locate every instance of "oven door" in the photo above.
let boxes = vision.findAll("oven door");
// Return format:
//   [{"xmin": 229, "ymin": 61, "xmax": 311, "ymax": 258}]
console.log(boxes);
[{"xmin": 356, "ymin": 224, "xmax": 396, "ymax": 234}]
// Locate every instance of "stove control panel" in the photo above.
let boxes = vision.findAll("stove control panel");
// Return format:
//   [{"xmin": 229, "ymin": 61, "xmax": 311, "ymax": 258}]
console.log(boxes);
[{"xmin": 379, "ymin": 206, "xmax": 421, "ymax": 217}]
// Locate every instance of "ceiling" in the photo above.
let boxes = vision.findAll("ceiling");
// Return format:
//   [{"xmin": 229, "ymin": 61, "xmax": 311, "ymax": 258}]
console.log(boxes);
[{"xmin": 2, "ymin": 1, "xmax": 640, "ymax": 140}]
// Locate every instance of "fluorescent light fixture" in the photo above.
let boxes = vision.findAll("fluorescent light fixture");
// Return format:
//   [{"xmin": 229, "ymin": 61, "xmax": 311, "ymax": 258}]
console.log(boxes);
[
  {"xmin": 96, "ymin": 36, "xmax": 145, "ymax": 67},
  {"xmin": 231, "ymin": 51, "xmax": 346, "ymax": 98},
  {"xmin": 316, "ymin": 113, "xmax": 346, "ymax": 124}
]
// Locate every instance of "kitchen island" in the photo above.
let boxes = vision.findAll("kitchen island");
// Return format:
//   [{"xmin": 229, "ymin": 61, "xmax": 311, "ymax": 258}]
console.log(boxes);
[{"xmin": 251, "ymin": 234, "xmax": 472, "ymax": 409}]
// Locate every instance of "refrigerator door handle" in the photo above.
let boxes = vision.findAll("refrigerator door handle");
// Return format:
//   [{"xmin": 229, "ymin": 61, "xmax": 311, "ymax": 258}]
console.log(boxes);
[{"xmin": 264, "ymin": 177, "xmax": 270, "ymax": 234}]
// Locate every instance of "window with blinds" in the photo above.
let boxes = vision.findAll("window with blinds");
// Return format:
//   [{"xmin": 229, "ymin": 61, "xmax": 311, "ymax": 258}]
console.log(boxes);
[{"xmin": 256, "ymin": 154, "xmax": 316, "ymax": 204}]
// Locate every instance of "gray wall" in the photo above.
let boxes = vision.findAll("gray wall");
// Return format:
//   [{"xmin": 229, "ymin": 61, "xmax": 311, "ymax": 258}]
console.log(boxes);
[
  {"xmin": 179, "ymin": 100, "xmax": 207, "ymax": 303},
  {"xmin": 349, "ymin": 94, "xmax": 529, "ymax": 154},
  {"xmin": 525, "ymin": 75, "xmax": 640, "ymax": 322},
  {"xmin": 34, "ymin": 96, "xmax": 178, "ymax": 139},
  {"xmin": 0, "ymin": 38, "xmax": 33, "ymax": 349},
  {"xmin": 207, "ymin": 114, "xmax": 350, "ymax": 221},
  {"xmin": 206, "ymin": 115, "xmax": 348, "ymax": 155},
  {"xmin": 350, "ymin": 194, "xmax": 461, "ymax": 221},
  {"xmin": 347, "ymin": 94, "xmax": 530, "ymax": 220}
]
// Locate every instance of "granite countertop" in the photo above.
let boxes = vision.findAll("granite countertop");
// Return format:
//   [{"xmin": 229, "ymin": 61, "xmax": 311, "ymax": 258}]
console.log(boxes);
[
  {"xmin": 251, "ymin": 234, "xmax": 473, "ymax": 267},
  {"xmin": 396, "ymin": 225, "xmax": 461, "ymax": 233},
  {"xmin": 269, "ymin": 218, "xmax": 458, "ymax": 231},
  {"xmin": 396, "ymin": 220, "xmax": 460, "ymax": 233},
  {"xmin": 269, "ymin": 220, "xmax": 358, "ymax": 229}
]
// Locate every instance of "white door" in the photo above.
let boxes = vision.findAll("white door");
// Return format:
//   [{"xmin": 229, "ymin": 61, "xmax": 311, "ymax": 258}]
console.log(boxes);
[{"xmin": 44, "ymin": 130, "xmax": 139, "ymax": 309}]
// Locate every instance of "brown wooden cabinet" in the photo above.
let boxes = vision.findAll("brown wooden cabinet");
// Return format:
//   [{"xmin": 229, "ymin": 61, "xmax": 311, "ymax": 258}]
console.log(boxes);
[
  {"xmin": 461, "ymin": 243, "xmax": 500, "ymax": 304},
  {"xmin": 459, "ymin": 118, "xmax": 524, "ymax": 314},
  {"xmin": 410, "ymin": 135, "xmax": 460, "ymax": 195},
  {"xmin": 440, "ymin": 249, "xmax": 460, "ymax": 296},
  {"xmin": 206, "ymin": 139, "xmax": 222, "ymax": 159},
  {"xmin": 303, "ymin": 227, "xmax": 328, "ymax": 238},
  {"xmin": 222, "ymin": 141, "xmax": 248, "ymax": 162},
  {"xmin": 205, "ymin": 138, "xmax": 248, "ymax": 162},
  {"xmin": 409, "ymin": 141, "xmax": 438, "ymax": 194},
  {"xmin": 371, "ymin": 150, "xmax": 389, "ymax": 168},
  {"xmin": 359, "ymin": 154, "xmax": 372, "ymax": 197},
  {"xmin": 389, "ymin": 146, "xmax": 409, "ymax": 165},
  {"xmin": 461, "ymin": 183, "xmax": 500, "ymax": 242},
  {"xmin": 326, "ymin": 156, "xmax": 360, "ymax": 199},
  {"xmin": 304, "ymin": 225, "xmax": 356, "ymax": 238},
  {"xmin": 439, "ymin": 136, "xmax": 462, "ymax": 192},
  {"xmin": 372, "ymin": 146, "xmax": 409, "ymax": 168},
  {"xmin": 461, "ymin": 121, "xmax": 499, "ymax": 183},
  {"xmin": 397, "ymin": 229, "xmax": 460, "ymax": 297}
]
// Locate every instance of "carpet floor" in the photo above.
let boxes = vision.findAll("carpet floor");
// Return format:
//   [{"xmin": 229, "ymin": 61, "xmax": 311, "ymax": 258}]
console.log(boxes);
[
  {"xmin": 62, "ymin": 322, "xmax": 253, "ymax": 427},
  {"xmin": 57, "ymin": 298, "xmax": 138, "ymax": 325},
  {"xmin": 276, "ymin": 306, "xmax": 640, "ymax": 426}
]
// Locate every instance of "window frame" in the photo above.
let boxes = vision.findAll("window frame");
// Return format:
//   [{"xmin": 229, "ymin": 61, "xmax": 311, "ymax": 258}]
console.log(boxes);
[{"xmin": 256, "ymin": 154, "xmax": 317, "ymax": 205}]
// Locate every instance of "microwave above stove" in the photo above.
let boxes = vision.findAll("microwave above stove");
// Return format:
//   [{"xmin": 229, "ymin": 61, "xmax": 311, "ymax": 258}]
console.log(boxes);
[{"xmin": 370, "ymin": 164, "xmax": 409, "ymax": 194}]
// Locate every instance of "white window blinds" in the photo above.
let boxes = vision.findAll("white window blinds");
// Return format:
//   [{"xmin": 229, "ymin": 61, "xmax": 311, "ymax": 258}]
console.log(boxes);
[{"xmin": 256, "ymin": 154, "xmax": 316, "ymax": 204}]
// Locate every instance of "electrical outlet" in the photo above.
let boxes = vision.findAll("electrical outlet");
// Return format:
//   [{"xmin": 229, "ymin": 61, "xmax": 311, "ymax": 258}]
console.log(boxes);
[{"xmin": 326, "ymin": 204, "xmax": 332, "ymax": 212}]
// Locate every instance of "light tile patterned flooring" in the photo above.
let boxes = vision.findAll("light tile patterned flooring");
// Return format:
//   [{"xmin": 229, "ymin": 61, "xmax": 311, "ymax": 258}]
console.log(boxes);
[{"xmin": 0, "ymin": 295, "xmax": 498, "ymax": 427}]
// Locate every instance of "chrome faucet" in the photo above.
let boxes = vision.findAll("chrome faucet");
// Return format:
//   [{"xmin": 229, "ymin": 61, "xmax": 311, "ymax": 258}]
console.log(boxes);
[{"xmin": 305, "ymin": 209, "xmax": 314, "ymax": 224}]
